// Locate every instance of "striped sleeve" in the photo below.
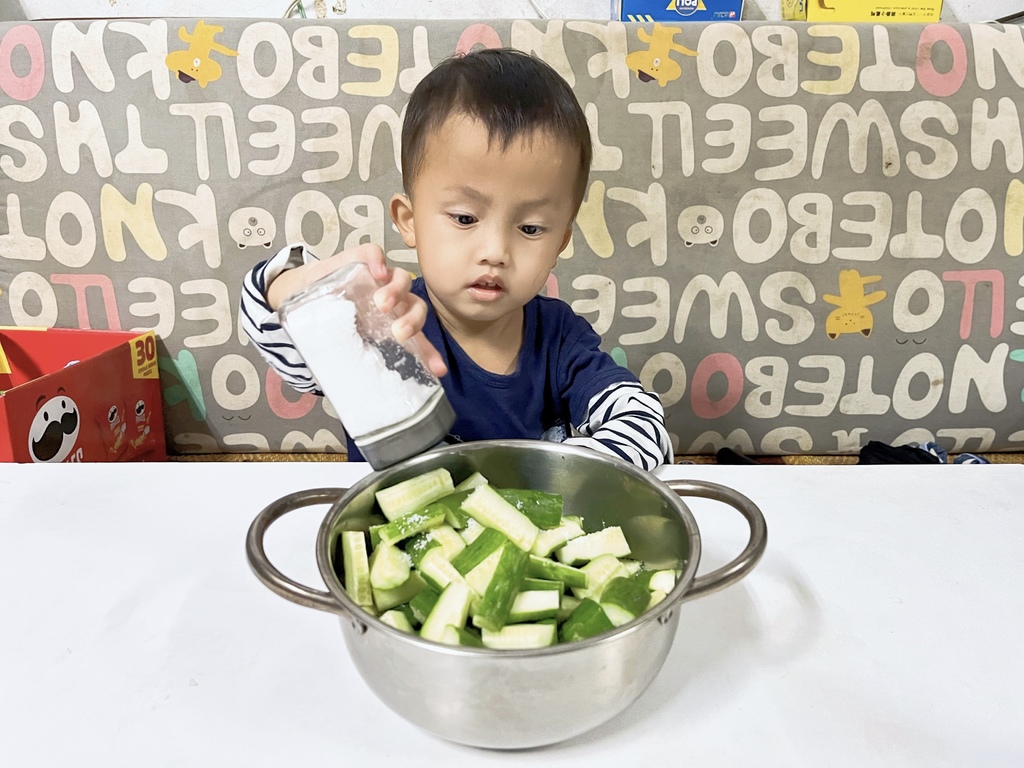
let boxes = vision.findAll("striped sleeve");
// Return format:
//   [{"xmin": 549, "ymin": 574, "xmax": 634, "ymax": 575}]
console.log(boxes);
[
  {"xmin": 238, "ymin": 242, "xmax": 323, "ymax": 395},
  {"xmin": 563, "ymin": 381, "xmax": 674, "ymax": 470}
]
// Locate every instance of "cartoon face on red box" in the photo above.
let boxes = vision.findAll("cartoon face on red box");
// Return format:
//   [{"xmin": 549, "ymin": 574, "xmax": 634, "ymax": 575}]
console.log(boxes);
[
  {"xmin": 130, "ymin": 397, "xmax": 153, "ymax": 449},
  {"xmin": 101, "ymin": 400, "xmax": 129, "ymax": 458},
  {"xmin": 28, "ymin": 389, "xmax": 81, "ymax": 463}
]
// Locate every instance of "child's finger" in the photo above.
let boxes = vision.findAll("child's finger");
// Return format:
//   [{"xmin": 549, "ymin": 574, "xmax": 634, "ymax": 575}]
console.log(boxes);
[
  {"xmin": 390, "ymin": 294, "xmax": 426, "ymax": 341},
  {"xmin": 373, "ymin": 267, "xmax": 412, "ymax": 314}
]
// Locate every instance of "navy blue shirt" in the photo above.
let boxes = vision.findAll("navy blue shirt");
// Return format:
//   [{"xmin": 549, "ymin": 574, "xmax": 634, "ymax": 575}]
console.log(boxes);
[{"xmin": 345, "ymin": 278, "xmax": 637, "ymax": 461}]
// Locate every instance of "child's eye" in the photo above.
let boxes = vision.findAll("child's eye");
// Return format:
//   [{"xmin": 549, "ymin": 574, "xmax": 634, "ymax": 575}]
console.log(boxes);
[
  {"xmin": 451, "ymin": 214, "xmax": 476, "ymax": 226},
  {"xmin": 520, "ymin": 225, "xmax": 544, "ymax": 236}
]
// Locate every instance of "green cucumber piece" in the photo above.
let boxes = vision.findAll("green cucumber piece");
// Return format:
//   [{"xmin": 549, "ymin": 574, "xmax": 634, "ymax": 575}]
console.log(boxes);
[
  {"xmin": 531, "ymin": 518, "xmax": 585, "ymax": 558},
  {"xmin": 377, "ymin": 507, "xmax": 445, "ymax": 546},
  {"xmin": 521, "ymin": 577, "xmax": 563, "ymax": 592},
  {"xmin": 556, "ymin": 526, "xmax": 631, "ymax": 565},
  {"xmin": 420, "ymin": 581, "xmax": 473, "ymax": 643},
  {"xmin": 599, "ymin": 576, "xmax": 651, "ymax": 625},
  {"xmin": 450, "ymin": 527, "xmax": 508, "ymax": 575},
  {"xmin": 409, "ymin": 587, "xmax": 440, "ymax": 624},
  {"xmin": 375, "ymin": 468, "xmax": 454, "ymax": 522},
  {"xmin": 481, "ymin": 620, "xmax": 557, "ymax": 649},
  {"xmin": 454, "ymin": 471, "xmax": 489, "ymax": 492},
  {"xmin": 418, "ymin": 548, "xmax": 470, "ymax": 593},
  {"xmin": 461, "ymin": 484, "xmax": 540, "ymax": 553},
  {"xmin": 559, "ymin": 599, "xmax": 614, "ymax": 642},
  {"xmin": 460, "ymin": 518, "xmax": 485, "ymax": 545},
  {"xmin": 496, "ymin": 488, "xmax": 563, "ymax": 529},
  {"xmin": 379, "ymin": 609, "xmax": 415, "ymax": 633},
  {"xmin": 619, "ymin": 558, "xmax": 644, "ymax": 576},
  {"xmin": 507, "ymin": 590, "xmax": 561, "ymax": 623},
  {"xmin": 427, "ymin": 524, "xmax": 467, "ymax": 561},
  {"xmin": 341, "ymin": 531, "xmax": 374, "ymax": 609},
  {"xmin": 423, "ymin": 488, "xmax": 473, "ymax": 530},
  {"xmin": 372, "ymin": 571, "xmax": 427, "ymax": 613},
  {"xmin": 369, "ymin": 523, "xmax": 385, "ymax": 549},
  {"xmin": 526, "ymin": 554, "xmax": 588, "ymax": 589},
  {"xmin": 572, "ymin": 553, "xmax": 629, "ymax": 601},
  {"xmin": 470, "ymin": 543, "xmax": 528, "ymax": 632},
  {"xmin": 464, "ymin": 547, "xmax": 503, "ymax": 597},
  {"xmin": 368, "ymin": 541, "xmax": 411, "ymax": 590},
  {"xmin": 404, "ymin": 532, "xmax": 441, "ymax": 568},
  {"xmin": 649, "ymin": 589, "xmax": 669, "ymax": 608},
  {"xmin": 634, "ymin": 568, "xmax": 679, "ymax": 593},
  {"xmin": 556, "ymin": 593, "xmax": 582, "ymax": 623},
  {"xmin": 440, "ymin": 625, "xmax": 484, "ymax": 647}
]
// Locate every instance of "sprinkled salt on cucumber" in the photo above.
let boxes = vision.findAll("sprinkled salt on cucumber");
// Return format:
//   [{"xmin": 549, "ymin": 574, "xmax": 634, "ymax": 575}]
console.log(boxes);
[
  {"xmin": 375, "ymin": 468, "xmax": 454, "ymax": 521},
  {"xmin": 377, "ymin": 507, "xmax": 445, "ymax": 546},
  {"xmin": 461, "ymin": 484, "xmax": 540, "ymax": 553}
]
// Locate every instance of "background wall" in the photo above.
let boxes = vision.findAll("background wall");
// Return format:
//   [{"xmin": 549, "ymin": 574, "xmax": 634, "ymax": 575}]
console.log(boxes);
[{"xmin": 12, "ymin": 0, "xmax": 1024, "ymax": 22}]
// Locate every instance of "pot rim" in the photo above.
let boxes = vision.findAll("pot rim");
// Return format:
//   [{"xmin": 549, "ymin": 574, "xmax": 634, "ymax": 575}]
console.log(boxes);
[{"xmin": 314, "ymin": 439, "xmax": 702, "ymax": 657}]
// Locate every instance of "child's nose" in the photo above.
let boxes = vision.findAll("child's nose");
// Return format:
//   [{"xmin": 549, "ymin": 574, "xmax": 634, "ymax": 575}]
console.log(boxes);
[{"xmin": 476, "ymin": 228, "xmax": 511, "ymax": 266}]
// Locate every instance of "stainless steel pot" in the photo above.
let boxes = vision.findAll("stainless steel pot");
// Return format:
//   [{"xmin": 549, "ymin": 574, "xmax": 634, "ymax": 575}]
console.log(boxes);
[{"xmin": 246, "ymin": 440, "xmax": 767, "ymax": 749}]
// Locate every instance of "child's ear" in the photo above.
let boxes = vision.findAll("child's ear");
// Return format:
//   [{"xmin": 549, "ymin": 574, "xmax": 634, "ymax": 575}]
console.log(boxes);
[
  {"xmin": 556, "ymin": 225, "xmax": 573, "ymax": 257},
  {"xmin": 390, "ymin": 193, "xmax": 416, "ymax": 248}
]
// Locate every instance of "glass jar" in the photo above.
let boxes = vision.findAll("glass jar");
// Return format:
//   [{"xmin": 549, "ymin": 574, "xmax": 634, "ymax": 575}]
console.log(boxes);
[{"xmin": 278, "ymin": 261, "xmax": 455, "ymax": 469}]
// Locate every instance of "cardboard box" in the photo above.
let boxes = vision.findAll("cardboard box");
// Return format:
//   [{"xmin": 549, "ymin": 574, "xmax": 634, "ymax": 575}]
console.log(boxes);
[
  {"xmin": 804, "ymin": 0, "xmax": 943, "ymax": 22},
  {"xmin": 616, "ymin": 0, "xmax": 745, "ymax": 22},
  {"xmin": 0, "ymin": 328, "xmax": 167, "ymax": 463}
]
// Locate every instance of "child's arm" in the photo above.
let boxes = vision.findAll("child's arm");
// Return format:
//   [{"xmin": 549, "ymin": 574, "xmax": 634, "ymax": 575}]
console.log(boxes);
[
  {"xmin": 564, "ymin": 381, "xmax": 674, "ymax": 471},
  {"xmin": 239, "ymin": 243, "xmax": 445, "ymax": 394}
]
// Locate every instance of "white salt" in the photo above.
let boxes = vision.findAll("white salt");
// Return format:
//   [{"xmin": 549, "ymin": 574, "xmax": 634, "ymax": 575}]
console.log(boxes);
[{"xmin": 283, "ymin": 294, "xmax": 438, "ymax": 439}]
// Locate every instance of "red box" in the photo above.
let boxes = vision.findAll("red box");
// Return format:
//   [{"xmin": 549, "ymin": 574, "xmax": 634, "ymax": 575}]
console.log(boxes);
[{"xmin": 0, "ymin": 328, "xmax": 167, "ymax": 463}]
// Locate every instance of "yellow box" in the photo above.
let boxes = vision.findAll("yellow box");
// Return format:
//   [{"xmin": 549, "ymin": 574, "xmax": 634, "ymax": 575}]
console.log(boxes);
[{"xmin": 804, "ymin": 0, "xmax": 942, "ymax": 23}]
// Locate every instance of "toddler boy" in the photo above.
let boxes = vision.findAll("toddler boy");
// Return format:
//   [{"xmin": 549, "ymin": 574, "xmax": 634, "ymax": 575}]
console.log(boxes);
[{"xmin": 240, "ymin": 48, "xmax": 673, "ymax": 470}]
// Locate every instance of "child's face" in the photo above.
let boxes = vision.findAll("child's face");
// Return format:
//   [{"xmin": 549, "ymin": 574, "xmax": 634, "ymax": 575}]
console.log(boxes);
[{"xmin": 391, "ymin": 115, "xmax": 579, "ymax": 329}]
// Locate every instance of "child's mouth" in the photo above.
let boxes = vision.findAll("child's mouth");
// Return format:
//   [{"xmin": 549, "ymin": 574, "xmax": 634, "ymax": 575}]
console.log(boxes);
[{"xmin": 468, "ymin": 278, "xmax": 505, "ymax": 300}]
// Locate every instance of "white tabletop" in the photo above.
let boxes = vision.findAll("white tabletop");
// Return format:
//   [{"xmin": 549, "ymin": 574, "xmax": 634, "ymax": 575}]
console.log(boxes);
[{"xmin": 1, "ymin": 461, "xmax": 1021, "ymax": 767}]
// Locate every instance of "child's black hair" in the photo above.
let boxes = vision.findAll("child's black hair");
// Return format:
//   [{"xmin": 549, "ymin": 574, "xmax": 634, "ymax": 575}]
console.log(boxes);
[{"xmin": 400, "ymin": 47, "xmax": 593, "ymax": 211}]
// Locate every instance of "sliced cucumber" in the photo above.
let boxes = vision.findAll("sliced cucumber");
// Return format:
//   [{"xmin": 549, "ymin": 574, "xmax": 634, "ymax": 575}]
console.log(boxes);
[
  {"xmin": 481, "ymin": 620, "xmax": 557, "ymax": 649},
  {"xmin": 428, "ymin": 524, "xmax": 467, "ymax": 561},
  {"xmin": 404, "ymin": 532, "xmax": 441, "ymax": 568},
  {"xmin": 531, "ymin": 518, "xmax": 585, "ymax": 558},
  {"xmin": 451, "ymin": 527, "xmax": 508, "ymax": 575},
  {"xmin": 418, "ymin": 547, "xmax": 470, "ymax": 593},
  {"xmin": 556, "ymin": 526, "xmax": 631, "ymax": 565},
  {"xmin": 372, "ymin": 570, "xmax": 427, "ymax": 613},
  {"xmin": 599, "ymin": 576, "xmax": 651, "ymax": 626},
  {"xmin": 375, "ymin": 468, "xmax": 454, "ymax": 522},
  {"xmin": 423, "ymin": 488, "xmax": 472, "ymax": 530},
  {"xmin": 377, "ymin": 507, "xmax": 445, "ymax": 546},
  {"xmin": 440, "ymin": 625, "xmax": 484, "ymax": 647},
  {"xmin": 556, "ymin": 593, "xmax": 582, "ymax": 622},
  {"xmin": 521, "ymin": 577, "xmax": 563, "ymax": 592},
  {"xmin": 420, "ymin": 581, "xmax": 473, "ymax": 643},
  {"xmin": 572, "ymin": 554, "xmax": 629, "ymax": 601},
  {"xmin": 649, "ymin": 589, "xmax": 668, "ymax": 608},
  {"xmin": 471, "ymin": 543, "xmax": 529, "ymax": 632},
  {"xmin": 560, "ymin": 599, "xmax": 614, "ymax": 642},
  {"xmin": 464, "ymin": 547, "xmax": 503, "ymax": 597},
  {"xmin": 507, "ymin": 589, "xmax": 560, "ymax": 623},
  {"xmin": 341, "ymin": 530, "xmax": 374, "ymax": 609},
  {"xmin": 461, "ymin": 484, "xmax": 540, "ymax": 553},
  {"xmin": 369, "ymin": 541, "xmax": 411, "ymax": 590},
  {"xmin": 379, "ymin": 608, "xmax": 415, "ymax": 633},
  {"xmin": 496, "ymin": 488, "xmax": 563, "ymax": 529},
  {"xmin": 649, "ymin": 569, "xmax": 679, "ymax": 594},
  {"xmin": 619, "ymin": 558, "xmax": 644, "ymax": 576},
  {"xmin": 526, "ymin": 554, "xmax": 588, "ymax": 590},
  {"xmin": 454, "ymin": 471, "xmax": 489, "ymax": 492},
  {"xmin": 409, "ymin": 587, "xmax": 440, "ymax": 624},
  {"xmin": 460, "ymin": 518, "xmax": 486, "ymax": 545}
]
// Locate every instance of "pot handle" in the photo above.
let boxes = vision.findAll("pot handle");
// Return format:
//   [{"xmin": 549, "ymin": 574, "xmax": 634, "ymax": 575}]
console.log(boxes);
[
  {"xmin": 666, "ymin": 479, "xmax": 767, "ymax": 603},
  {"xmin": 246, "ymin": 487, "xmax": 350, "ymax": 616}
]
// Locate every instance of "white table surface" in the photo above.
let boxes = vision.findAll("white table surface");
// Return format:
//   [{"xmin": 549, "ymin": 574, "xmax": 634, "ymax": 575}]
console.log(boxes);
[{"xmin": 1, "ymin": 461, "xmax": 1021, "ymax": 767}]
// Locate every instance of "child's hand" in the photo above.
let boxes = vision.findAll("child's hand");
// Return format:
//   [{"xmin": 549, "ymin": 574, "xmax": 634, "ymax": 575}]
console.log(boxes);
[{"xmin": 268, "ymin": 244, "xmax": 447, "ymax": 378}]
